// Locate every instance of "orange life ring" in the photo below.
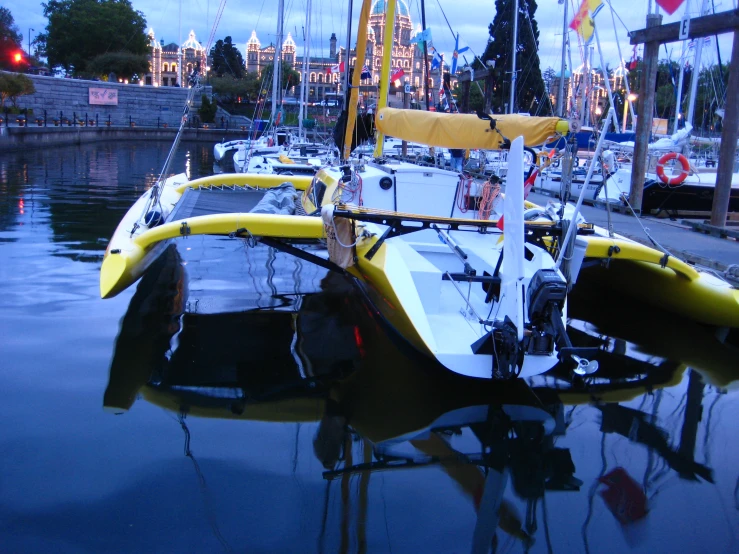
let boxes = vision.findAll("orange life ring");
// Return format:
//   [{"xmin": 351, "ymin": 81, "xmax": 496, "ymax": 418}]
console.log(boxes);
[{"xmin": 656, "ymin": 152, "xmax": 690, "ymax": 186}]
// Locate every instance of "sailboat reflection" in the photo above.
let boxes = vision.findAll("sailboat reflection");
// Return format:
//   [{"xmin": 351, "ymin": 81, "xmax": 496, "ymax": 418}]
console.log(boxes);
[{"xmin": 104, "ymin": 244, "xmax": 738, "ymax": 552}]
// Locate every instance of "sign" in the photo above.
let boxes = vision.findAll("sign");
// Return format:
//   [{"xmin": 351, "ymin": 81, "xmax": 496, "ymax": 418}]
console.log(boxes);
[
  {"xmin": 89, "ymin": 88, "xmax": 118, "ymax": 106},
  {"xmin": 404, "ymin": 84, "xmax": 411, "ymax": 94},
  {"xmin": 679, "ymin": 15, "xmax": 691, "ymax": 40}
]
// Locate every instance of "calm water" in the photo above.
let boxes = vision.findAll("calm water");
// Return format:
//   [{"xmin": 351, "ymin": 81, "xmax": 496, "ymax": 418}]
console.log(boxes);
[{"xmin": 1, "ymin": 141, "xmax": 738, "ymax": 553}]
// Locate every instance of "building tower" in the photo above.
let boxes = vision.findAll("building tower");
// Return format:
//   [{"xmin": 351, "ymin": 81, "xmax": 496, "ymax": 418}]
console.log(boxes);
[
  {"xmin": 246, "ymin": 30, "xmax": 261, "ymax": 73},
  {"xmin": 179, "ymin": 30, "xmax": 207, "ymax": 86},
  {"xmin": 147, "ymin": 28, "xmax": 162, "ymax": 86},
  {"xmin": 330, "ymin": 33, "xmax": 337, "ymax": 59},
  {"xmin": 282, "ymin": 32, "xmax": 296, "ymax": 66}
]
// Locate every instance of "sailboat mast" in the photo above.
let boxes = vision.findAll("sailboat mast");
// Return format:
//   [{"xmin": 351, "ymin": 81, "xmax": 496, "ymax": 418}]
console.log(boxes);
[
  {"xmin": 271, "ymin": 0, "xmax": 285, "ymax": 124},
  {"xmin": 343, "ymin": 0, "xmax": 354, "ymax": 108},
  {"xmin": 687, "ymin": 0, "xmax": 710, "ymax": 128},
  {"xmin": 421, "ymin": 0, "xmax": 430, "ymax": 111},
  {"xmin": 299, "ymin": 0, "xmax": 312, "ymax": 137},
  {"xmin": 342, "ymin": 0, "xmax": 372, "ymax": 160},
  {"xmin": 373, "ymin": 0, "xmax": 398, "ymax": 158},
  {"xmin": 557, "ymin": 0, "xmax": 568, "ymax": 117},
  {"xmin": 509, "ymin": 0, "xmax": 519, "ymax": 113}
]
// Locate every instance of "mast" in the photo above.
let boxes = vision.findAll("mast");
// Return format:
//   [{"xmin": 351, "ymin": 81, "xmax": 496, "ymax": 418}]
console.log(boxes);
[
  {"xmin": 271, "ymin": 0, "xmax": 285, "ymax": 124},
  {"xmin": 299, "ymin": 0, "xmax": 312, "ymax": 138},
  {"xmin": 177, "ymin": 0, "xmax": 182, "ymax": 86},
  {"xmin": 687, "ymin": 0, "xmax": 710, "ymax": 128},
  {"xmin": 343, "ymin": 0, "xmax": 354, "ymax": 110},
  {"xmin": 606, "ymin": 0, "xmax": 635, "ymax": 124},
  {"xmin": 342, "ymin": 0, "xmax": 373, "ymax": 160},
  {"xmin": 509, "ymin": 0, "xmax": 519, "ymax": 114},
  {"xmin": 373, "ymin": 0, "xmax": 398, "ymax": 158},
  {"xmin": 557, "ymin": 0, "xmax": 568, "ymax": 117},
  {"xmin": 421, "ymin": 0, "xmax": 430, "ymax": 111}
]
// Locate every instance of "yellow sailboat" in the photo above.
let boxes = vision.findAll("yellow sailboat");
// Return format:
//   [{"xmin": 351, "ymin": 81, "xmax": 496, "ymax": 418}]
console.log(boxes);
[{"xmin": 100, "ymin": 0, "xmax": 739, "ymax": 382}]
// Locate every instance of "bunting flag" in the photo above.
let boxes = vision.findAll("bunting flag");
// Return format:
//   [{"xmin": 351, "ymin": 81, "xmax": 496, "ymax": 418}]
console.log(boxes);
[
  {"xmin": 655, "ymin": 0, "xmax": 686, "ymax": 15},
  {"xmin": 451, "ymin": 33, "xmax": 470, "ymax": 75},
  {"xmin": 410, "ymin": 28, "xmax": 432, "ymax": 44},
  {"xmin": 390, "ymin": 67, "xmax": 405, "ymax": 83},
  {"xmin": 569, "ymin": 0, "xmax": 603, "ymax": 44},
  {"xmin": 325, "ymin": 61, "xmax": 345, "ymax": 75},
  {"xmin": 430, "ymin": 46, "xmax": 443, "ymax": 71},
  {"xmin": 361, "ymin": 63, "xmax": 372, "ymax": 80}
]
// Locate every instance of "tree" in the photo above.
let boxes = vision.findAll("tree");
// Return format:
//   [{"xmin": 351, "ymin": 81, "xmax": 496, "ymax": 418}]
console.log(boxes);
[
  {"xmin": 0, "ymin": 7, "xmax": 24, "ymax": 71},
  {"xmin": 260, "ymin": 63, "xmax": 301, "ymax": 95},
  {"xmin": 87, "ymin": 51, "xmax": 150, "ymax": 81},
  {"xmin": 198, "ymin": 94, "xmax": 217, "ymax": 123},
  {"xmin": 210, "ymin": 72, "xmax": 261, "ymax": 104},
  {"xmin": 480, "ymin": 0, "xmax": 546, "ymax": 114},
  {"xmin": 0, "ymin": 72, "xmax": 35, "ymax": 107},
  {"xmin": 209, "ymin": 36, "xmax": 245, "ymax": 79},
  {"xmin": 40, "ymin": 0, "xmax": 148, "ymax": 75}
]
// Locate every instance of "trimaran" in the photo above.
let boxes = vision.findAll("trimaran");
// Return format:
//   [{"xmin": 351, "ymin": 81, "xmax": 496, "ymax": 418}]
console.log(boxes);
[{"xmin": 100, "ymin": 0, "xmax": 739, "ymax": 381}]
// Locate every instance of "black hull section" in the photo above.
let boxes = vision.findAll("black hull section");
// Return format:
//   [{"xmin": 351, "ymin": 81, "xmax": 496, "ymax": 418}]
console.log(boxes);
[{"xmin": 642, "ymin": 180, "xmax": 739, "ymax": 214}]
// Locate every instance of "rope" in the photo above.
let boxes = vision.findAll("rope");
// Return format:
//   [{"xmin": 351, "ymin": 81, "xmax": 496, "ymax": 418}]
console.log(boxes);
[{"xmin": 477, "ymin": 179, "xmax": 501, "ymax": 220}]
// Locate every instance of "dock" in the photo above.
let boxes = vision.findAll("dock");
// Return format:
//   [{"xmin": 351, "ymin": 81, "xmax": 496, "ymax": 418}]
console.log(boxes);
[{"xmin": 526, "ymin": 191, "xmax": 739, "ymax": 284}]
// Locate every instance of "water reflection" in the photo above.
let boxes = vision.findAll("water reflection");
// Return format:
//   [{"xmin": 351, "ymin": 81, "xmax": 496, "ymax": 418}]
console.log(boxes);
[
  {"xmin": 0, "ymin": 141, "xmax": 216, "ymax": 259},
  {"xmin": 104, "ymin": 240, "xmax": 739, "ymax": 553}
]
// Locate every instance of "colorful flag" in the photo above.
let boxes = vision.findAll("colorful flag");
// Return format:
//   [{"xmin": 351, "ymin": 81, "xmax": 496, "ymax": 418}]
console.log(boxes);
[
  {"xmin": 451, "ymin": 33, "xmax": 470, "ymax": 75},
  {"xmin": 569, "ymin": 0, "xmax": 603, "ymax": 44},
  {"xmin": 655, "ymin": 0, "xmax": 686, "ymax": 15},
  {"xmin": 361, "ymin": 63, "xmax": 372, "ymax": 80},
  {"xmin": 410, "ymin": 28, "xmax": 432, "ymax": 44},
  {"xmin": 325, "ymin": 61, "xmax": 345, "ymax": 75},
  {"xmin": 390, "ymin": 67, "xmax": 405, "ymax": 83},
  {"xmin": 430, "ymin": 47, "xmax": 443, "ymax": 71}
]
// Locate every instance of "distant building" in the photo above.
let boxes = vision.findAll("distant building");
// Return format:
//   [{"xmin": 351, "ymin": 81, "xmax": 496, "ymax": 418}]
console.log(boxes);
[
  {"xmin": 145, "ymin": 1, "xmax": 452, "ymax": 106},
  {"xmin": 145, "ymin": 29, "xmax": 207, "ymax": 87},
  {"xmin": 243, "ymin": 0, "xmax": 448, "ymax": 106}
]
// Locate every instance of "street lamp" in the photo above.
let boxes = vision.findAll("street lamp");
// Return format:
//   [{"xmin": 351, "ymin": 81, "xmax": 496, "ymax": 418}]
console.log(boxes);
[
  {"xmin": 622, "ymin": 92, "xmax": 637, "ymax": 133},
  {"xmin": 28, "ymin": 28, "xmax": 34, "ymax": 59}
]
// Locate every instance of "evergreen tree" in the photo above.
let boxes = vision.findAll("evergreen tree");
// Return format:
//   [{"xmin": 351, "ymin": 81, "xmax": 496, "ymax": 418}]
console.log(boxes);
[
  {"xmin": 481, "ymin": 0, "xmax": 546, "ymax": 114},
  {"xmin": 209, "ymin": 37, "xmax": 245, "ymax": 79}
]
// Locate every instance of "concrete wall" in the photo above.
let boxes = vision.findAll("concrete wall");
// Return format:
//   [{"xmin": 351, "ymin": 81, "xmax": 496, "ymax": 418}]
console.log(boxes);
[{"xmin": 2, "ymin": 72, "xmax": 211, "ymax": 127}]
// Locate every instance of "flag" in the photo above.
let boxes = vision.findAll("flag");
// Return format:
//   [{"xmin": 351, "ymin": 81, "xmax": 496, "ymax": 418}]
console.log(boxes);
[
  {"xmin": 655, "ymin": 0, "xmax": 686, "ymax": 15},
  {"xmin": 451, "ymin": 33, "xmax": 470, "ymax": 75},
  {"xmin": 325, "ymin": 61, "xmax": 345, "ymax": 74},
  {"xmin": 390, "ymin": 67, "xmax": 405, "ymax": 83},
  {"xmin": 430, "ymin": 47, "xmax": 443, "ymax": 71},
  {"xmin": 410, "ymin": 28, "xmax": 432, "ymax": 44},
  {"xmin": 361, "ymin": 63, "xmax": 372, "ymax": 80},
  {"xmin": 569, "ymin": 0, "xmax": 603, "ymax": 44}
]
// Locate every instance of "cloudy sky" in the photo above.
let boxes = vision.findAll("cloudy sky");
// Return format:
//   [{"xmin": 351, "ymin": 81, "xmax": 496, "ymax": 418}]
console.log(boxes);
[{"xmin": 7, "ymin": 0, "xmax": 736, "ymax": 73}]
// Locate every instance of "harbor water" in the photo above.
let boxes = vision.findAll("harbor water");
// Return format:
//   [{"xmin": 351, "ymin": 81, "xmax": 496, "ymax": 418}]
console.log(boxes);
[{"xmin": 1, "ymin": 141, "xmax": 738, "ymax": 553}]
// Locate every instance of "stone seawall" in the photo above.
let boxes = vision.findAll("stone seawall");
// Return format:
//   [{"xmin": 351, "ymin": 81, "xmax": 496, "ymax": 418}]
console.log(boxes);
[
  {"xmin": 3, "ymin": 72, "xmax": 211, "ymax": 127},
  {"xmin": 0, "ymin": 126, "xmax": 254, "ymax": 153}
]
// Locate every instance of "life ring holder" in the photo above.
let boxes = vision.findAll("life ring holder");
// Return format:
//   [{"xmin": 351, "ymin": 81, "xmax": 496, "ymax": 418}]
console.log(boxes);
[{"xmin": 656, "ymin": 152, "xmax": 690, "ymax": 186}]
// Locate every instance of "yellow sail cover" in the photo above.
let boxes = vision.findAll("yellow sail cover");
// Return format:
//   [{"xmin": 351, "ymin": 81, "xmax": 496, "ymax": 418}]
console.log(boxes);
[{"xmin": 376, "ymin": 108, "xmax": 568, "ymax": 149}]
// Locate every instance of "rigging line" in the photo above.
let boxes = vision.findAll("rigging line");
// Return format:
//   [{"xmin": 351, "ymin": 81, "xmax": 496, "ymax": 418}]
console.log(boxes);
[
  {"xmin": 432, "ymin": 0, "xmax": 485, "ymax": 98},
  {"xmin": 581, "ymin": 432, "xmax": 607, "ymax": 554},
  {"xmin": 177, "ymin": 412, "xmax": 233, "ymax": 553}
]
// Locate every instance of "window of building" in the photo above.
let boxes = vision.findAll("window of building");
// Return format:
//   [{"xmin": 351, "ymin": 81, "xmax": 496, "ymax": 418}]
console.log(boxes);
[
  {"xmin": 171, "ymin": 63, "xmax": 177, "ymax": 72},
  {"xmin": 145, "ymin": 76, "xmax": 152, "ymax": 85},
  {"xmin": 310, "ymin": 72, "xmax": 316, "ymax": 83},
  {"xmin": 162, "ymin": 63, "xmax": 169, "ymax": 72},
  {"xmin": 163, "ymin": 77, "xmax": 169, "ymax": 86}
]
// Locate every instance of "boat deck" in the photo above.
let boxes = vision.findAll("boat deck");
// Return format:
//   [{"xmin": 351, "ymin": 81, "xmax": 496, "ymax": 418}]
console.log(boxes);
[{"xmin": 170, "ymin": 188, "xmax": 266, "ymax": 220}]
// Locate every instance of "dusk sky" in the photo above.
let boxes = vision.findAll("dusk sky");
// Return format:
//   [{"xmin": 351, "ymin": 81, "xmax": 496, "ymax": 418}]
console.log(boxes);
[{"xmin": 6, "ymin": 0, "xmax": 736, "ymax": 75}]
